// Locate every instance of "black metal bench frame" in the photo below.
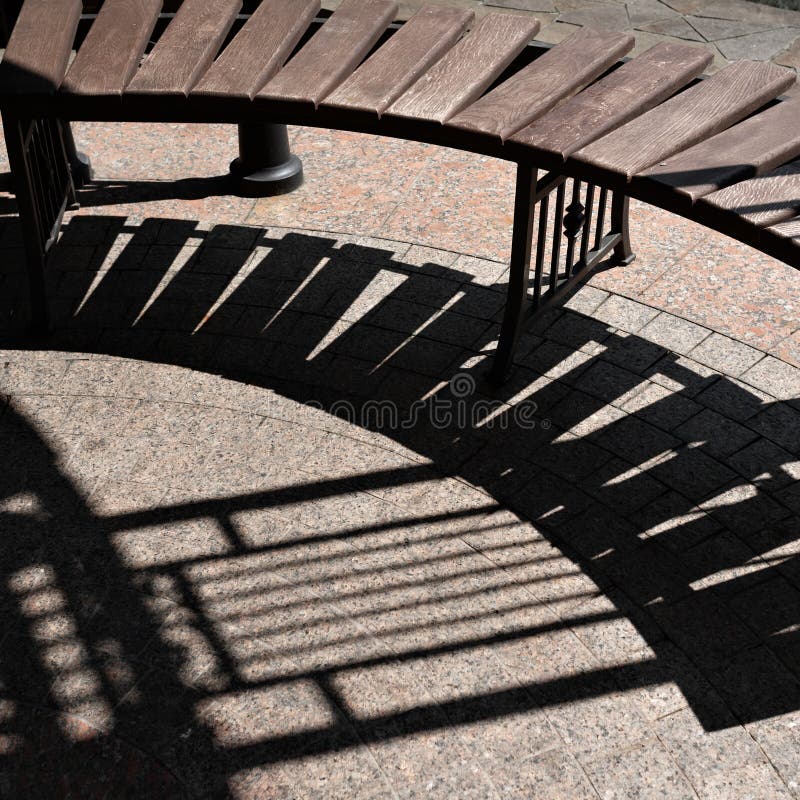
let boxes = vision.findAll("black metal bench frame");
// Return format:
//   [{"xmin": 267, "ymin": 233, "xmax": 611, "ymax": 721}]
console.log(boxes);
[{"xmin": 1, "ymin": 12, "xmax": 636, "ymax": 383}]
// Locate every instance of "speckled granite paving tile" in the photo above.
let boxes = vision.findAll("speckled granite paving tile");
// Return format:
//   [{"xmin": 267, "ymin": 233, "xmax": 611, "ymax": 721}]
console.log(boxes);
[
  {"xmin": 641, "ymin": 235, "xmax": 799, "ymax": 356},
  {"xmin": 741, "ymin": 356, "xmax": 800, "ymax": 401},
  {"xmin": 639, "ymin": 312, "xmax": 710, "ymax": 356},
  {"xmin": 592, "ymin": 295, "xmax": 660, "ymax": 335},
  {"xmin": 582, "ymin": 737, "xmax": 697, "ymax": 799}
]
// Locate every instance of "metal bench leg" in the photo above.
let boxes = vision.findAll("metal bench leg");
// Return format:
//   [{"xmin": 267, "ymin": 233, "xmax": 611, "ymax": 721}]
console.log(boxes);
[
  {"xmin": 2, "ymin": 114, "xmax": 74, "ymax": 335},
  {"xmin": 490, "ymin": 164, "xmax": 537, "ymax": 385},
  {"xmin": 61, "ymin": 121, "xmax": 93, "ymax": 192},
  {"xmin": 611, "ymin": 192, "xmax": 636, "ymax": 266},
  {"xmin": 3, "ymin": 115, "xmax": 50, "ymax": 333},
  {"xmin": 491, "ymin": 176, "xmax": 637, "ymax": 385},
  {"xmin": 230, "ymin": 123, "xmax": 303, "ymax": 197}
]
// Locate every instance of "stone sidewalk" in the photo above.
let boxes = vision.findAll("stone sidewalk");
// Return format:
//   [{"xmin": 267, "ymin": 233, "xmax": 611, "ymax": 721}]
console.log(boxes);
[{"xmin": 323, "ymin": 0, "xmax": 800, "ymax": 72}]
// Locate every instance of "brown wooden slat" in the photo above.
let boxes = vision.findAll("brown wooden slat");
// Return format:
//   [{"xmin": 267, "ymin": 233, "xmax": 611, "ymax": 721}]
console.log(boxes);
[
  {"xmin": 0, "ymin": 0, "xmax": 82, "ymax": 95},
  {"xmin": 571, "ymin": 60, "xmax": 795, "ymax": 184},
  {"xmin": 125, "ymin": 0, "xmax": 241, "ymax": 95},
  {"xmin": 446, "ymin": 27, "xmax": 634, "ymax": 141},
  {"xmin": 62, "ymin": 0, "xmax": 163, "ymax": 97},
  {"xmin": 634, "ymin": 98, "xmax": 800, "ymax": 208},
  {"xmin": 386, "ymin": 12, "xmax": 540, "ymax": 124},
  {"xmin": 191, "ymin": 0, "xmax": 320, "ymax": 100},
  {"xmin": 257, "ymin": 0, "xmax": 398, "ymax": 108},
  {"xmin": 324, "ymin": 5, "xmax": 473, "ymax": 116},
  {"xmin": 510, "ymin": 42, "xmax": 712, "ymax": 162},
  {"xmin": 696, "ymin": 158, "xmax": 800, "ymax": 229}
]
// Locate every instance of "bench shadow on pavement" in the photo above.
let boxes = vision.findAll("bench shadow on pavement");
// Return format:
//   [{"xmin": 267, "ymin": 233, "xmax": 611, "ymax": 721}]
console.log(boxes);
[{"xmin": 0, "ymin": 211, "xmax": 798, "ymax": 797}]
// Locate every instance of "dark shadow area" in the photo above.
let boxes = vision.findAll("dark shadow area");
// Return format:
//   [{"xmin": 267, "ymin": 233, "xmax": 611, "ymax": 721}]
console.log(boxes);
[
  {"xmin": 0, "ymin": 177, "xmax": 240, "ymax": 216},
  {"xmin": 0, "ymin": 213, "xmax": 798, "ymax": 797}
]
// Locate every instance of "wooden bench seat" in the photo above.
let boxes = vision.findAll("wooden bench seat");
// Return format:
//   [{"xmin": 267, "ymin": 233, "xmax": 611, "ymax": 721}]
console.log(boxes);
[{"xmin": 1, "ymin": 0, "xmax": 797, "ymax": 381}]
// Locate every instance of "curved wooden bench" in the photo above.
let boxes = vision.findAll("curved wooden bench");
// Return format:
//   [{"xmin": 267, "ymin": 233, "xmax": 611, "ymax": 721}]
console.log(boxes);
[{"xmin": 1, "ymin": 0, "xmax": 798, "ymax": 383}]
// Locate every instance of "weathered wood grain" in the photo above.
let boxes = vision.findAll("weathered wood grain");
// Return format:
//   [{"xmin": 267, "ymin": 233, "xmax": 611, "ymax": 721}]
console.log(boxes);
[
  {"xmin": 62, "ymin": 0, "xmax": 163, "ymax": 97},
  {"xmin": 324, "ymin": 5, "xmax": 473, "ymax": 116},
  {"xmin": 258, "ymin": 0, "xmax": 398, "ymax": 108},
  {"xmin": 0, "ymin": 0, "xmax": 82, "ymax": 95},
  {"xmin": 191, "ymin": 0, "xmax": 320, "ymax": 100},
  {"xmin": 446, "ymin": 27, "xmax": 634, "ymax": 141},
  {"xmin": 511, "ymin": 42, "xmax": 711, "ymax": 161},
  {"xmin": 571, "ymin": 60, "xmax": 795, "ymax": 183},
  {"xmin": 697, "ymin": 158, "xmax": 800, "ymax": 228},
  {"xmin": 125, "ymin": 0, "xmax": 241, "ymax": 95},
  {"xmin": 386, "ymin": 12, "xmax": 539, "ymax": 124},
  {"xmin": 635, "ymin": 98, "xmax": 800, "ymax": 206}
]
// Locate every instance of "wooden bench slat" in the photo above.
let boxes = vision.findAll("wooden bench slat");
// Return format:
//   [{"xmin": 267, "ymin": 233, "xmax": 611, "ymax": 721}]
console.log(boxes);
[
  {"xmin": 386, "ymin": 12, "xmax": 540, "ymax": 124},
  {"xmin": 510, "ymin": 42, "xmax": 711, "ymax": 162},
  {"xmin": 258, "ymin": 0, "xmax": 398, "ymax": 108},
  {"xmin": 191, "ymin": 0, "xmax": 320, "ymax": 100},
  {"xmin": 446, "ymin": 27, "xmax": 634, "ymax": 141},
  {"xmin": 634, "ymin": 99, "xmax": 800, "ymax": 207},
  {"xmin": 571, "ymin": 60, "xmax": 795, "ymax": 184},
  {"xmin": 125, "ymin": 0, "xmax": 242, "ymax": 96},
  {"xmin": 696, "ymin": 158, "xmax": 800, "ymax": 229},
  {"xmin": 324, "ymin": 5, "xmax": 473, "ymax": 116},
  {"xmin": 62, "ymin": 0, "xmax": 163, "ymax": 97},
  {"xmin": 0, "ymin": 0, "xmax": 82, "ymax": 95}
]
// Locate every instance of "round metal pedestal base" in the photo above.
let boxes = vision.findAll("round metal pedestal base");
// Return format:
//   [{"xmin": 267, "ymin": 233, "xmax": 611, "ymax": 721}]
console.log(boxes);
[
  {"xmin": 229, "ymin": 155, "xmax": 304, "ymax": 197},
  {"xmin": 70, "ymin": 151, "xmax": 93, "ymax": 189}
]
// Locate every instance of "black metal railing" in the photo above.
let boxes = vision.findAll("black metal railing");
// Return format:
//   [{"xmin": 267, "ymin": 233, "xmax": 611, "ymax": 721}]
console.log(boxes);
[{"xmin": 22, "ymin": 118, "xmax": 74, "ymax": 252}]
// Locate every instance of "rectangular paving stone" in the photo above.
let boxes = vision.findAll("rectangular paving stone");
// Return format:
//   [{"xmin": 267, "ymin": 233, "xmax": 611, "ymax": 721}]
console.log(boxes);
[
  {"xmin": 674, "ymin": 407, "xmax": 759, "ymax": 459},
  {"xmin": 592, "ymin": 295, "xmax": 660, "ymax": 334},
  {"xmin": 621, "ymin": 381, "xmax": 702, "ymax": 432},
  {"xmin": 527, "ymin": 431, "xmax": 614, "ymax": 482},
  {"xmin": 601, "ymin": 332, "xmax": 667, "ymax": 374},
  {"xmin": 741, "ymin": 355, "xmax": 800, "ymax": 402},
  {"xmin": 688, "ymin": 332, "xmax": 765, "ymax": 377},
  {"xmin": 574, "ymin": 360, "xmax": 647, "ymax": 404},
  {"xmin": 635, "ymin": 490, "xmax": 723, "ymax": 552},
  {"xmin": 695, "ymin": 376, "xmax": 771, "ymax": 422},
  {"xmin": 582, "ymin": 738, "xmax": 697, "ymax": 800},
  {"xmin": 646, "ymin": 353, "xmax": 718, "ymax": 399},
  {"xmin": 510, "ymin": 468, "xmax": 596, "ymax": 528},
  {"xmin": 650, "ymin": 446, "xmax": 738, "ymax": 501},
  {"xmin": 727, "ymin": 438, "xmax": 800, "ymax": 489},
  {"xmin": 544, "ymin": 310, "xmax": 612, "ymax": 351},
  {"xmin": 748, "ymin": 711, "xmax": 800, "ymax": 796},
  {"xmin": 656, "ymin": 707, "xmax": 770, "ymax": 789},
  {"xmin": 682, "ymin": 528, "xmax": 768, "ymax": 594},
  {"xmin": 521, "ymin": 341, "xmax": 595, "ymax": 383},
  {"xmin": 746, "ymin": 401, "xmax": 800, "ymax": 457},
  {"xmin": 585, "ymin": 457, "xmax": 669, "ymax": 517},
  {"xmin": 639, "ymin": 312, "xmax": 710, "ymax": 356},
  {"xmin": 775, "ymin": 481, "xmax": 800, "ymax": 516},
  {"xmin": 563, "ymin": 285, "xmax": 609, "ymax": 317},
  {"xmin": 594, "ymin": 414, "xmax": 681, "ymax": 465},
  {"xmin": 707, "ymin": 643, "xmax": 800, "ymax": 724}
]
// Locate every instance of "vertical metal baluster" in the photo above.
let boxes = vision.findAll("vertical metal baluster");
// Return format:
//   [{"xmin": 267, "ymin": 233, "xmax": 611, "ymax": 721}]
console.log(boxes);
[
  {"xmin": 42, "ymin": 123, "xmax": 62, "ymax": 224},
  {"xmin": 532, "ymin": 193, "xmax": 549, "ymax": 308},
  {"xmin": 28, "ymin": 127, "xmax": 50, "ymax": 250},
  {"xmin": 580, "ymin": 184, "xmax": 595, "ymax": 265},
  {"xmin": 3, "ymin": 114, "xmax": 50, "ymax": 331},
  {"xmin": 594, "ymin": 186, "xmax": 608, "ymax": 251},
  {"xmin": 563, "ymin": 180, "xmax": 585, "ymax": 277},
  {"xmin": 549, "ymin": 182, "xmax": 566, "ymax": 294}
]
